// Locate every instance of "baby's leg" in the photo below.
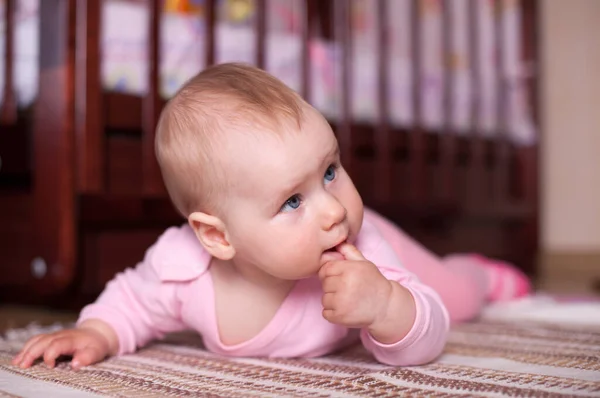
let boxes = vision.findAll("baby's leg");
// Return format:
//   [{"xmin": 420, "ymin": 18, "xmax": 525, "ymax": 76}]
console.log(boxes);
[{"xmin": 363, "ymin": 208, "xmax": 531, "ymax": 323}]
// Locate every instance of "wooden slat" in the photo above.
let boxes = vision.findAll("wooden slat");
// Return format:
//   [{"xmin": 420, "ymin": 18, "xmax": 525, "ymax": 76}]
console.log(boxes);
[
  {"xmin": 409, "ymin": 0, "xmax": 426, "ymax": 201},
  {"xmin": 336, "ymin": 0, "xmax": 352, "ymax": 171},
  {"xmin": 255, "ymin": 0, "xmax": 266, "ymax": 68},
  {"xmin": 142, "ymin": 0, "xmax": 165, "ymax": 196},
  {"xmin": 375, "ymin": 0, "xmax": 391, "ymax": 203},
  {"xmin": 75, "ymin": 0, "xmax": 104, "ymax": 193},
  {"xmin": 467, "ymin": 0, "xmax": 485, "ymax": 206},
  {"xmin": 0, "ymin": 192, "xmax": 33, "ymax": 287},
  {"xmin": 0, "ymin": 123, "xmax": 28, "ymax": 178},
  {"xmin": 32, "ymin": 0, "xmax": 77, "ymax": 292},
  {"xmin": 1, "ymin": 0, "xmax": 16, "ymax": 124},
  {"xmin": 493, "ymin": 0, "xmax": 510, "ymax": 205},
  {"xmin": 107, "ymin": 135, "xmax": 142, "ymax": 196},
  {"xmin": 205, "ymin": 0, "xmax": 215, "ymax": 67},
  {"xmin": 439, "ymin": 0, "xmax": 457, "ymax": 201},
  {"xmin": 516, "ymin": 0, "xmax": 539, "ymax": 277},
  {"xmin": 300, "ymin": 0, "xmax": 312, "ymax": 100},
  {"xmin": 520, "ymin": 0, "xmax": 538, "ymax": 206},
  {"xmin": 105, "ymin": 92, "xmax": 145, "ymax": 130}
]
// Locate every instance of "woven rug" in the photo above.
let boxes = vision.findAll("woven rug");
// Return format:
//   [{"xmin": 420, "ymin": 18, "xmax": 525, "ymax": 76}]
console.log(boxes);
[{"xmin": 1, "ymin": 297, "xmax": 599, "ymax": 397}]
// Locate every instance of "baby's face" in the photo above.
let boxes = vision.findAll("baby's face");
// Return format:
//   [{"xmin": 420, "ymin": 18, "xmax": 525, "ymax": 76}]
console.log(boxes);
[{"xmin": 220, "ymin": 109, "xmax": 364, "ymax": 280}]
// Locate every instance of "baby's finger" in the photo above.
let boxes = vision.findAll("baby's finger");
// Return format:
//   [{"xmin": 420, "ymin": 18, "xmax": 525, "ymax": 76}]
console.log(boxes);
[
  {"xmin": 321, "ymin": 292, "xmax": 336, "ymax": 310},
  {"xmin": 43, "ymin": 337, "xmax": 77, "ymax": 368},
  {"xmin": 318, "ymin": 261, "xmax": 343, "ymax": 280},
  {"xmin": 322, "ymin": 308, "xmax": 339, "ymax": 324},
  {"xmin": 336, "ymin": 242, "xmax": 365, "ymax": 261},
  {"xmin": 321, "ymin": 275, "xmax": 341, "ymax": 293},
  {"xmin": 12, "ymin": 334, "xmax": 45, "ymax": 365},
  {"xmin": 18, "ymin": 335, "xmax": 55, "ymax": 368},
  {"xmin": 72, "ymin": 345, "xmax": 107, "ymax": 370}
]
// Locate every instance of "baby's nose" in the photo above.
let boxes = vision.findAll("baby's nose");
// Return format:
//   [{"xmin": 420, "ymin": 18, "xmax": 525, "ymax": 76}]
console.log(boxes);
[{"xmin": 322, "ymin": 197, "xmax": 347, "ymax": 231}]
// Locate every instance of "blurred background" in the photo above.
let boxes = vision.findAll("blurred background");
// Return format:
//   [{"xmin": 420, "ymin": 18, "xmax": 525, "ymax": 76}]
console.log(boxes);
[{"xmin": 0, "ymin": 0, "xmax": 598, "ymax": 325}]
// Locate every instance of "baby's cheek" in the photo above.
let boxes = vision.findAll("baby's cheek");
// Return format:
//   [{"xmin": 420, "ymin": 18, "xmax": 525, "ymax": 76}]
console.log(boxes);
[
  {"xmin": 279, "ymin": 232, "xmax": 314, "ymax": 260},
  {"xmin": 342, "ymin": 187, "xmax": 363, "ymax": 222}
]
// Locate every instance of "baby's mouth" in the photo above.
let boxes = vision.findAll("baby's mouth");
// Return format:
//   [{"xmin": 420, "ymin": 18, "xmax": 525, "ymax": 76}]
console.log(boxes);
[
  {"xmin": 323, "ymin": 239, "xmax": 347, "ymax": 255},
  {"xmin": 336, "ymin": 238, "xmax": 348, "ymax": 248}
]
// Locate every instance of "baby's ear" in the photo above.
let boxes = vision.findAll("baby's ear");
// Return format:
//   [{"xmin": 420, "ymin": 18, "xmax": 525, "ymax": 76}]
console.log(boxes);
[{"xmin": 188, "ymin": 212, "xmax": 235, "ymax": 260}]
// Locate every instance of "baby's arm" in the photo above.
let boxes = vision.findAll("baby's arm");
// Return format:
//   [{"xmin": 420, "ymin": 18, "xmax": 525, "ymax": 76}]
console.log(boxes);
[
  {"xmin": 14, "ymin": 231, "xmax": 190, "ymax": 369},
  {"xmin": 75, "ymin": 244, "xmax": 188, "ymax": 356},
  {"xmin": 319, "ymin": 240, "xmax": 449, "ymax": 367},
  {"xmin": 357, "ymin": 239, "xmax": 450, "ymax": 366},
  {"xmin": 359, "ymin": 265, "xmax": 449, "ymax": 366}
]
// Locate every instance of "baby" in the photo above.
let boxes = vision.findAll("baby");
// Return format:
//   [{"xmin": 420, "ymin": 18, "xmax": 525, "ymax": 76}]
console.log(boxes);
[{"xmin": 13, "ymin": 63, "xmax": 531, "ymax": 370}]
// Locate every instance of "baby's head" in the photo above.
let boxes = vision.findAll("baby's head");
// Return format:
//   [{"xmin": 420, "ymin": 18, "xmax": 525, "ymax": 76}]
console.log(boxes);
[{"xmin": 156, "ymin": 63, "xmax": 364, "ymax": 280}]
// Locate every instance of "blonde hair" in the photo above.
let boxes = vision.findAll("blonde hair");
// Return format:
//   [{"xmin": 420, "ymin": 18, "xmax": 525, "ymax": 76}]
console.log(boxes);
[{"xmin": 155, "ymin": 62, "xmax": 307, "ymax": 217}]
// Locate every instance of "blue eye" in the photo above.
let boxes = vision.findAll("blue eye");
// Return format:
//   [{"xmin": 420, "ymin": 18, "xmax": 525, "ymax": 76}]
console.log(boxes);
[
  {"xmin": 280, "ymin": 194, "xmax": 302, "ymax": 212},
  {"xmin": 324, "ymin": 165, "xmax": 336, "ymax": 183}
]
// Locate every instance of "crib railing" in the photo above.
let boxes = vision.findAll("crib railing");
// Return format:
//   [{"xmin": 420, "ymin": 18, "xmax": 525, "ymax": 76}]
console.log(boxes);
[
  {"xmin": 0, "ymin": 0, "xmax": 27, "ymax": 188},
  {"xmin": 1, "ymin": 0, "xmax": 538, "ymax": 204},
  {"xmin": 0, "ymin": 0, "xmax": 15, "ymax": 124},
  {"xmin": 0, "ymin": 0, "xmax": 540, "ymax": 299}
]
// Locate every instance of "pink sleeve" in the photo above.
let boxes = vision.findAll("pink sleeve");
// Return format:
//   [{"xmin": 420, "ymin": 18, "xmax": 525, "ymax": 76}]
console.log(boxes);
[
  {"xmin": 357, "ymin": 230, "xmax": 450, "ymax": 366},
  {"xmin": 77, "ymin": 241, "xmax": 188, "ymax": 356}
]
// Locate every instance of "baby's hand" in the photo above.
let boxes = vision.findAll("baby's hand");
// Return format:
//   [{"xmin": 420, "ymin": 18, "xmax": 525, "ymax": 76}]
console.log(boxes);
[
  {"xmin": 318, "ymin": 243, "xmax": 394, "ymax": 329},
  {"xmin": 11, "ymin": 320, "xmax": 117, "ymax": 370}
]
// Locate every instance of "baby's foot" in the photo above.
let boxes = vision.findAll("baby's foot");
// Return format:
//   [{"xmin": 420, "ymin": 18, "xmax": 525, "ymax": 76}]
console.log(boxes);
[{"xmin": 471, "ymin": 254, "xmax": 532, "ymax": 302}]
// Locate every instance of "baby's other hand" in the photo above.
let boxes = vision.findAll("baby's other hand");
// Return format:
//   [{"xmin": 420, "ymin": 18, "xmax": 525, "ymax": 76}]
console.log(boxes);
[
  {"xmin": 318, "ymin": 243, "xmax": 393, "ymax": 329},
  {"xmin": 11, "ymin": 320, "xmax": 117, "ymax": 370}
]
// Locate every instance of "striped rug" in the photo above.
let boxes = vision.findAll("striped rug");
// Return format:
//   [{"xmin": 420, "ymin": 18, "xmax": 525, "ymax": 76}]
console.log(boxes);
[{"xmin": 0, "ymin": 307, "xmax": 599, "ymax": 396}]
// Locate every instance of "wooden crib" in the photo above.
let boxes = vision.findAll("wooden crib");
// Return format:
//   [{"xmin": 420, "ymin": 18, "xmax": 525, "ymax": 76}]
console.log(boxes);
[{"xmin": 0, "ymin": 0, "xmax": 539, "ymax": 308}]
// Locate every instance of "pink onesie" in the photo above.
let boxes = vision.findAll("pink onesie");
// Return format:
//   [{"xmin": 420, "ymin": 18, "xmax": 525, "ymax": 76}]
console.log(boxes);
[{"xmin": 78, "ymin": 209, "xmax": 450, "ymax": 367}]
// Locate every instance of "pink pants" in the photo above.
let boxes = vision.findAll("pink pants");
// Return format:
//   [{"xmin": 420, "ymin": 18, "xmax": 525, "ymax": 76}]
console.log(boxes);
[{"xmin": 365, "ymin": 208, "xmax": 489, "ymax": 323}]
